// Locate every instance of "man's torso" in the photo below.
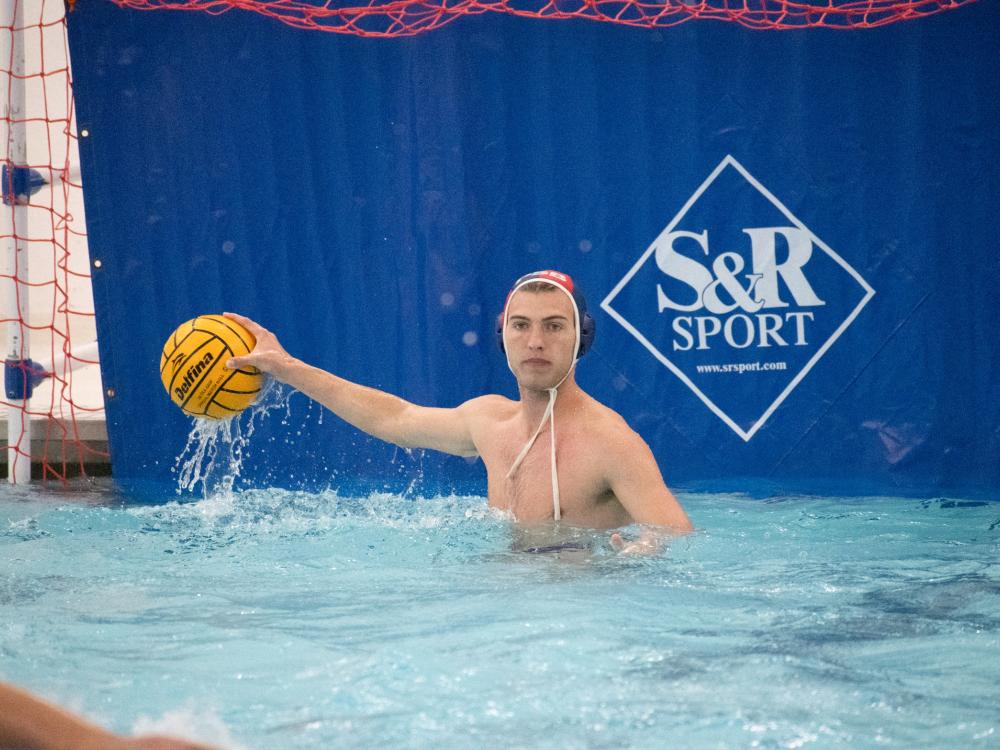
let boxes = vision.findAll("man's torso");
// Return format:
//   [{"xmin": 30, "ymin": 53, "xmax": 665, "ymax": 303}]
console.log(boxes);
[{"xmin": 469, "ymin": 395, "xmax": 632, "ymax": 528}]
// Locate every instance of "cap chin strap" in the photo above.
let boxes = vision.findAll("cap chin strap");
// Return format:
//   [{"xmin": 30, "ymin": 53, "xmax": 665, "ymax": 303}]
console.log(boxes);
[
  {"xmin": 504, "ymin": 365, "xmax": 575, "ymax": 520},
  {"xmin": 502, "ymin": 281, "xmax": 582, "ymax": 522}
]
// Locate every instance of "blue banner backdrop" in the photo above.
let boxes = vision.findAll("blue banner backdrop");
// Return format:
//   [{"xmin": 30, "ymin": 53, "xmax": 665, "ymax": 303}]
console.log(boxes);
[{"xmin": 67, "ymin": 2, "xmax": 999, "ymax": 499}]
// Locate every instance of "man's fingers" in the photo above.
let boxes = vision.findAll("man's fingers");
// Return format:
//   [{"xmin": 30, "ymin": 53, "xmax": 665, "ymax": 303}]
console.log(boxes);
[
  {"xmin": 222, "ymin": 311, "xmax": 250, "ymax": 325},
  {"xmin": 610, "ymin": 532, "xmax": 624, "ymax": 551},
  {"xmin": 223, "ymin": 311, "xmax": 265, "ymax": 337}
]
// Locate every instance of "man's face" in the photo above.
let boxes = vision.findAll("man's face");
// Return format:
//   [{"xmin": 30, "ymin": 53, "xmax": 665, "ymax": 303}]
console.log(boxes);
[{"xmin": 504, "ymin": 289, "xmax": 578, "ymax": 391}]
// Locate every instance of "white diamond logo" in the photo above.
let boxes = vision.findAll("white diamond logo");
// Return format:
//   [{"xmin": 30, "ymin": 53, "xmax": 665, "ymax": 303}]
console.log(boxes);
[{"xmin": 601, "ymin": 155, "xmax": 875, "ymax": 441}]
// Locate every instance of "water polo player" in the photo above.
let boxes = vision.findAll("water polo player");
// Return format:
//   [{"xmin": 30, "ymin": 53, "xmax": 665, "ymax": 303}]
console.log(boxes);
[{"xmin": 225, "ymin": 270, "xmax": 692, "ymax": 547}]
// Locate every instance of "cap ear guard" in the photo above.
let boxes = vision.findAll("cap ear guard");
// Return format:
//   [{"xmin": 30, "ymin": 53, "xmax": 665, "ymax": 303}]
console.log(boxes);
[
  {"xmin": 496, "ymin": 310, "xmax": 595, "ymax": 356},
  {"xmin": 578, "ymin": 311, "xmax": 595, "ymax": 356},
  {"xmin": 495, "ymin": 312, "xmax": 505, "ymax": 353}
]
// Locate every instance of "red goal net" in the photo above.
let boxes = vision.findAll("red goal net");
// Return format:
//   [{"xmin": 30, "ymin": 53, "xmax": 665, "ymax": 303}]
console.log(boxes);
[
  {"xmin": 2, "ymin": 0, "xmax": 106, "ymax": 483},
  {"xmin": 108, "ymin": 0, "xmax": 978, "ymax": 35}
]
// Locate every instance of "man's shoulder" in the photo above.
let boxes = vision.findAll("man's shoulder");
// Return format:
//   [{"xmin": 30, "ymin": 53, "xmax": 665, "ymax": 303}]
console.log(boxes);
[
  {"xmin": 578, "ymin": 397, "xmax": 650, "ymax": 455},
  {"xmin": 459, "ymin": 394, "xmax": 517, "ymax": 418},
  {"xmin": 581, "ymin": 395, "xmax": 636, "ymax": 432}
]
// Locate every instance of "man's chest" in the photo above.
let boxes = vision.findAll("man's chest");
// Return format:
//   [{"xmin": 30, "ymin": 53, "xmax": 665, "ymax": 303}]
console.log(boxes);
[{"xmin": 479, "ymin": 424, "xmax": 617, "ymax": 523}]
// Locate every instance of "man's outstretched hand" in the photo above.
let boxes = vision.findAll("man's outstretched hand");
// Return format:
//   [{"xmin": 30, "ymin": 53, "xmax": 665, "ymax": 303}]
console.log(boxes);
[{"xmin": 223, "ymin": 312, "xmax": 293, "ymax": 378}]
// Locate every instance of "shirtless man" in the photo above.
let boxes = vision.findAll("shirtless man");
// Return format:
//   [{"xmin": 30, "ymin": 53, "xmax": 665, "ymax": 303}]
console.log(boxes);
[{"xmin": 226, "ymin": 270, "xmax": 691, "ymax": 549}]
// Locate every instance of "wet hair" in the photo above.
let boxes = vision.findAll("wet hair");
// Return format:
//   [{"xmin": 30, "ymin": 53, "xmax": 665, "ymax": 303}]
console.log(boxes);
[{"xmin": 514, "ymin": 281, "xmax": 561, "ymax": 295}]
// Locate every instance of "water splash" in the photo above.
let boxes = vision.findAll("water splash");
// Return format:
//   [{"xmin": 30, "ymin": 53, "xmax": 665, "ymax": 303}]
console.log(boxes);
[
  {"xmin": 130, "ymin": 487, "xmax": 497, "ymax": 536},
  {"xmin": 173, "ymin": 379, "xmax": 292, "ymax": 497},
  {"xmin": 131, "ymin": 704, "xmax": 248, "ymax": 750}
]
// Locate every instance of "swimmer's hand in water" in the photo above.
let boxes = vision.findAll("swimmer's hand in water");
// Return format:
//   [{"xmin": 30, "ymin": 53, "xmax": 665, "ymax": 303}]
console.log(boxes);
[
  {"xmin": 223, "ymin": 312, "xmax": 295, "ymax": 379},
  {"xmin": 610, "ymin": 527, "xmax": 674, "ymax": 556}
]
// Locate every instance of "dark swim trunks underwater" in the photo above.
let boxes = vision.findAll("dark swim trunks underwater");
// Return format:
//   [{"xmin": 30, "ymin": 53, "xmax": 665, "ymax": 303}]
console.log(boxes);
[{"xmin": 519, "ymin": 541, "xmax": 591, "ymax": 554}]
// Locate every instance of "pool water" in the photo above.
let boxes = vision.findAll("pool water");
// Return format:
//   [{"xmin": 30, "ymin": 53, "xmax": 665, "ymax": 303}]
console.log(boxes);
[{"xmin": 1, "ymin": 484, "xmax": 998, "ymax": 748}]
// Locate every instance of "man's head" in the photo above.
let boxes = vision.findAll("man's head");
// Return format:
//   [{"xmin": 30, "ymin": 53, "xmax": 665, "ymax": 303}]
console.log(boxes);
[{"xmin": 496, "ymin": 270, "xmax": 596, "ymax": 391}]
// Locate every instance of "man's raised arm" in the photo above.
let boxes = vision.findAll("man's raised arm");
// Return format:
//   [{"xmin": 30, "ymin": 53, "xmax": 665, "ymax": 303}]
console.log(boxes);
[{"xmin": 223, "ymin": 313, "xmax": 478, "ymax": 457}]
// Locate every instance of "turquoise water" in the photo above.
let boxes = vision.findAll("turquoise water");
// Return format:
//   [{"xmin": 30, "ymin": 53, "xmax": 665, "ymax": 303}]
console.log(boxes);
[{"xmin": 1, "ymin": 484, "xmax": 998, "ymax": 748}]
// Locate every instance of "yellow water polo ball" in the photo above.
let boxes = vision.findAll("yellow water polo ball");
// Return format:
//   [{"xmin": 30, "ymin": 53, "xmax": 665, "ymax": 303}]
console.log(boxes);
[{"xmin": 160, "ymin": 314, "xmax": 262, "ymax": 419}]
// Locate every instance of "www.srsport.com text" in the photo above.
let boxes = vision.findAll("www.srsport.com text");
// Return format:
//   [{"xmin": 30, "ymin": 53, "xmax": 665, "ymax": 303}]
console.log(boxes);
[{"xmin": 695, "ymin": 361, "xmax": 788, "ymax": 374}]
